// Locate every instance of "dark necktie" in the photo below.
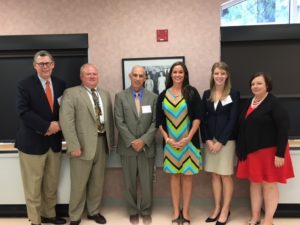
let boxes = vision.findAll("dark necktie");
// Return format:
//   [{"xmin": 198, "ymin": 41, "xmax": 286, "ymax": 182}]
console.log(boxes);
[{"xmin": 91, "ymin": 88, "xmax": 104, "ymax": 132}]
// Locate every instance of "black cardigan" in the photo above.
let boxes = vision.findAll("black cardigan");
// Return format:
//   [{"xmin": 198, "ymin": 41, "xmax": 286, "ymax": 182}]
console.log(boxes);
[
  {"xmin": 236, "ymin": 93, "xmax": 290, "ymax": 160},
  {"xmin": 156, "ymin": 86, "xmax": 203, "ymax": 148}
]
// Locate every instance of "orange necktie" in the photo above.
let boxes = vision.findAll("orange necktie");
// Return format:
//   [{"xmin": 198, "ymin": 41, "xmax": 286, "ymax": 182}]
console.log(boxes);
[{"xmin": 46, "ymin": 80, "xmax": 53, "ymax": 112}]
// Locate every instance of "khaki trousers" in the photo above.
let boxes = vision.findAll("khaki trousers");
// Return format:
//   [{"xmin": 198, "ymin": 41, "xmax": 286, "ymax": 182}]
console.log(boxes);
[
  {"xmin": 69, "ymin": 135, "xmax": 107, "ymax": 221},
  {"xmin": 19, "ymin": 149, "xmax": 61, "ymax": 224}
]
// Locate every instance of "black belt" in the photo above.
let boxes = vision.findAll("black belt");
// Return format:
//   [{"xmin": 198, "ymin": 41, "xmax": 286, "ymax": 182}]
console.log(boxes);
[{"xmin": 98, "ymin": 131, "xmax": 106, "ymax": 136}]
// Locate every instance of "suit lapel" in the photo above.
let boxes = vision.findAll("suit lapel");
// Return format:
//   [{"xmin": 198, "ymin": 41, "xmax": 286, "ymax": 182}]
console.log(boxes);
[
  {"xmin": 79, "ymin": 86, "xmax": 96, "ymax": 120},
  {"xmin": 140, "ymin": 90, "xmax": 151, "ymax": 118},
  {"xmin": 34, "ymin": 75, "xmax": 53, "ymax": 113},
  {"xmin": 98, "ymin": 88, "xmax": 107, "ymax": 120},
  {"xmin": 208, "ymin": 100, "xmax": 216, "ymax": 112},
  {"xmin": 205, "ymin": 91, "xmax": 216, "ymax": 113},
  {"xmin": 126, "ymin": 88, "xmax": 139, "ymax": 118},
  {"xmin": 51, "ymin": 77, "xmax": 61, "ymax": 112}
]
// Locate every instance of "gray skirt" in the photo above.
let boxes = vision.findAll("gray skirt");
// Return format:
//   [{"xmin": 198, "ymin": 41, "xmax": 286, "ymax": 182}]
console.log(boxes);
[{"xmin": 203, "ymin": 140, "xmax": 236, "ymax": 175}]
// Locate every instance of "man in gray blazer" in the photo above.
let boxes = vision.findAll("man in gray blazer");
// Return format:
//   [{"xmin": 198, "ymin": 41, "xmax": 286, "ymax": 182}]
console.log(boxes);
[
  {"xmin": 60, "ymin": 64, "xmax": 114, "ymax": 225},
  {"xmin": 114, "ymin": 65, "xmax": 157, "ymax": 225}
]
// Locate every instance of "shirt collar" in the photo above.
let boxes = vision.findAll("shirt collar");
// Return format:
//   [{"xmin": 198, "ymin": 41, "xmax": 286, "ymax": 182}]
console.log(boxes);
[
  {"xmin": 131, "ymin": 88, "xmax": 143, "ymax": 98},
  {"xmin": 37, "ymin": 74, "xmax": 51, "ymax": 86},
  {"xmin": 83, "ymin": 85, "xmax": 98, "ymax": 93}
]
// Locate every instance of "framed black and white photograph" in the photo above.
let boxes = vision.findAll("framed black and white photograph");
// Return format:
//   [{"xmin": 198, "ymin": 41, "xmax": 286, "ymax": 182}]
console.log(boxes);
[{"xmin": 122, "ymin": 56, "xmax": 185, "ymax": 94}]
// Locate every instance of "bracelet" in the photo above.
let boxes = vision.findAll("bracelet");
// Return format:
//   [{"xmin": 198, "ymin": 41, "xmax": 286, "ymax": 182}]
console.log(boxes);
[{"xmin": 166, "ymin": 138, "xmax": 170, "ymax": 144}]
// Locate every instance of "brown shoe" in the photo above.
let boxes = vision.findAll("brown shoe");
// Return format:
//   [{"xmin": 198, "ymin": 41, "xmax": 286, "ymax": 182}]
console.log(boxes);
[
  {"xmin": 142, "ymin": 215, "xmax": 152, "ymax": 224},
  {"xmin": 129, "ymin": 214, "xmax": 139, "ymax": 224}
]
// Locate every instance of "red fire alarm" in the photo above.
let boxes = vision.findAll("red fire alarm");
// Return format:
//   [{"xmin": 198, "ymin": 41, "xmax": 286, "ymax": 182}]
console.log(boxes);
[{"xmin": 156, "ymin": 29, "xmax": 168, "ymax": 42}]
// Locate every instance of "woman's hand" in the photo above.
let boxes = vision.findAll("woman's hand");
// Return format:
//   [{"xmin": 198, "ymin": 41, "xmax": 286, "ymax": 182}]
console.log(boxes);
[
  {"xmin": 206, "ymin": 140, "xmax": 222, "ymax": 153},
  {"xmin": 177, "ymin": 137, "xmax": 190, "ymax": 149},
  {"xmin": 206, "ymin": 140, "xmax": 214, "ymax": 152},
  {"xmin": 167, "ymin": 137, "xmax": 189, "ymax": 149},
  {"xmin": 211, "ymin": 141, "xmax": 223, "ymax": 153},
  {"xmin": 166, "ymin": 138, "xmax": 177, "ymax": 149},
  {"xmin": 275, "ymin": 156, "xmax": 285, "ymax": 168}
]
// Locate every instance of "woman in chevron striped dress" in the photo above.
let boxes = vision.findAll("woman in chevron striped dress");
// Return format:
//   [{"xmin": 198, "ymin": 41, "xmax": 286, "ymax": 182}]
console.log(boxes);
[{"xmin": 156, "ymin": 62, "xmax": 203, "ymax": 225}]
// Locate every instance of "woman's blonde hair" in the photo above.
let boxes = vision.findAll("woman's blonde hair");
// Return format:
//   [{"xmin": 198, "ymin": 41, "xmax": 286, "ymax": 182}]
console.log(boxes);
[{"xmin": 209, "ymin": 61, "xmax": 231, "ymax": 102}]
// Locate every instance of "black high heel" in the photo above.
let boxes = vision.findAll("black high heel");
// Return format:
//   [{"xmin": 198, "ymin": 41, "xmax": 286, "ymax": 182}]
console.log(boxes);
[
  {"xmin": 247, "ymin": 220, "xmax": 261, "ymax": 225},
  {"xmin": 215, "ymin": 211, "xmax": 230, "ymax": 225},
  {"xmin": 181, "ymin": 209, "xmax": 190, "ymax": 225},
  {"xmin": 182, "ymin": 216, "xmax": 190, "ymax": 225},
  {"xmin": 172, "ymin": 211, "xmax": 182, "ymax": 225},
  {"xmin": 205, "ymin": 211, "xmax": 221, "ymax": 223}
]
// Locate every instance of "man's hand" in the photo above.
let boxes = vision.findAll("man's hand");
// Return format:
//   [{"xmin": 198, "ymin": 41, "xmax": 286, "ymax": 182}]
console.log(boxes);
[
  {"xmin": 131, "ymin": 139, "xmax": 145, "ymax": 152},
  {"xmin": 45, "ymin": 121, "xmax": 61, "ymax": 136},
  {"xmin": 70, "ymin": 148, "xmax": 82, "ymax": 157}
]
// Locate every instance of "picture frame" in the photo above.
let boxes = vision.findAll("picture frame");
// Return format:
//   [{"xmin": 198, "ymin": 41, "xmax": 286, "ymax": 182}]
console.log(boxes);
[{"xmin": 122, "ymin": 56, "xmax": 185, "ymax": 94}]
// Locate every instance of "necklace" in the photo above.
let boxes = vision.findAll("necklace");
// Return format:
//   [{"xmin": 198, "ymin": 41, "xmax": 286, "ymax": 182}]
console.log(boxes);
[
  {"xmin": 251, "ymin": 93, "xmax": 268, "ymax": 108},
  {"xmin": 168, "ymin": 88, "xmax": 182, "ymax": 98}
]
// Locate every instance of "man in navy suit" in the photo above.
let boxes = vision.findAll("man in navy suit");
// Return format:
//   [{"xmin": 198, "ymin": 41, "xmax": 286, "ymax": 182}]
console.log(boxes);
[{"xmin": 15, "ymin": 50, "xmax": 67, "ymax": 225}]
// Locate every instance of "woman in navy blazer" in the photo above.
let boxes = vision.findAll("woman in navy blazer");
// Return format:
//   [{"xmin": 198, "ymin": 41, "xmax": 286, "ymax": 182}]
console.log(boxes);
[{"xmin": 200, "ymin": 62, "xmax": 239, "ymax": 225}]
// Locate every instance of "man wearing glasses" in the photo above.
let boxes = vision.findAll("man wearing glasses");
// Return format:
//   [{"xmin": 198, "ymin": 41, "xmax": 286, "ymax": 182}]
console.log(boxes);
[{"xmin": 15, "ymin": 50, "xmax": 66, "ymax": 225}]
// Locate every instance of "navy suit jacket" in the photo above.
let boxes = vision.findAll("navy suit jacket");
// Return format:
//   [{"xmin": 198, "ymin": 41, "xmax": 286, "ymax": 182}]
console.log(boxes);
[
  {"xmin": 200, "ymin": 89, "xmax": 240, "ymax": 145},
  {"xmin": 15, "ymin": 74, "xmax": 66, "ymax": 155}
]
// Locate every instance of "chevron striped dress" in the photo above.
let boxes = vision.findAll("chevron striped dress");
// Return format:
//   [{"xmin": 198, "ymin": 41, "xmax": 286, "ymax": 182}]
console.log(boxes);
[{"xmin": 162, "ymin": 90, "xmax": 202, "ymax": 175}]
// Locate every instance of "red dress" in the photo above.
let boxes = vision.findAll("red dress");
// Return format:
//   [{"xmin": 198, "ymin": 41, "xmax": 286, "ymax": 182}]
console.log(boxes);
[{"xmin": 236, "ymin": 106, "xmax": 294, "ymax": 183}]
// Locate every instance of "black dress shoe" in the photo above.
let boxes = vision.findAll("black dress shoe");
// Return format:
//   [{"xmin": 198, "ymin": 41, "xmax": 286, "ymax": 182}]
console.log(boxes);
[
  {"xmin": 69, "ymin": 219, "xmax": 81, "ymax": 225},
  {"xmin": 41, "ymin": 216, "xmax": 67, "ymax": 224},
  {"xmin": 216, "ymin": 211, "xmax": 230, "ymax": 225},
  {"xmin": 129, "ymin": 214, "xmax": 139, "ymax": 224},
  {"xmin": 205, "ymin": 212, "xmax": 221, "ymax": 222},
  {"xmin": 87, "ymin": 213, "xmax": 107, "ymax": 224},
  {"xmin": 31, "ymin": 223, "xmax": 41, "ymax": 225},
  {"xmin": 142, "ymin": 215, "xmax": 152, "ymax": 224}
]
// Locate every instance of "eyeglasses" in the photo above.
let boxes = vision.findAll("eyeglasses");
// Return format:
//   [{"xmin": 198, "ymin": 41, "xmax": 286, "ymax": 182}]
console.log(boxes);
[{"xmin": 36, "ymin": 62, "xmax": 53, "ymax": 67}]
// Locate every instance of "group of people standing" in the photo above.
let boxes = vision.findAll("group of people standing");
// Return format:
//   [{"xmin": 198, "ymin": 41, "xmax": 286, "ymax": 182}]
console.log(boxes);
[{"xmin": 15, "ymin": 50, "xmax": 294, "ymax": 225}]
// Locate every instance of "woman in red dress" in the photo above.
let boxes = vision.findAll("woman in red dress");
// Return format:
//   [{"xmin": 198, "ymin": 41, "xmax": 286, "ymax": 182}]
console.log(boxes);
[{"xmin": 236, "ymin": 72, "xmax": 294, "ymax": 225}]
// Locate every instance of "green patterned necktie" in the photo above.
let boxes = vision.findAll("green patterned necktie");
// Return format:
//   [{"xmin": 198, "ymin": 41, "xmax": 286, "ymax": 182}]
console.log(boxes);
[{"xmin": 91, "ymin": 88, "xmax": 104, "ymax": 132}]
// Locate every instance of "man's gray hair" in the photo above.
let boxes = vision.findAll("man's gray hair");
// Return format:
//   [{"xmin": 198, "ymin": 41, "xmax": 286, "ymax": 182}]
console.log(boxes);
[{"xmin": 33, "ymin": 50, "xmax": 54, "ymax": 64}]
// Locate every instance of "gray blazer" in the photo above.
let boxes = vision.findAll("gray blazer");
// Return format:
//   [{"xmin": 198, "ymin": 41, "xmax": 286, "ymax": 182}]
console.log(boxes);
[
  {"xmin": 114, "ymin": 88, "xmax": 157, "ymax": 157},
  {"xmin": 59, "ymin": 85, "xmax": 114, "ymax": 160}
]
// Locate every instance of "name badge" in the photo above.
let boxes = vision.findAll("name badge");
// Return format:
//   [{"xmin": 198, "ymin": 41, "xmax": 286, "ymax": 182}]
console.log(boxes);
[
  {"xmin": 142, "ymin": 105, "xmax": 152, "ymax": 114},
  {"xmin": 221, "ymin": 95, "xmax": 233, "ymax": 106}
]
